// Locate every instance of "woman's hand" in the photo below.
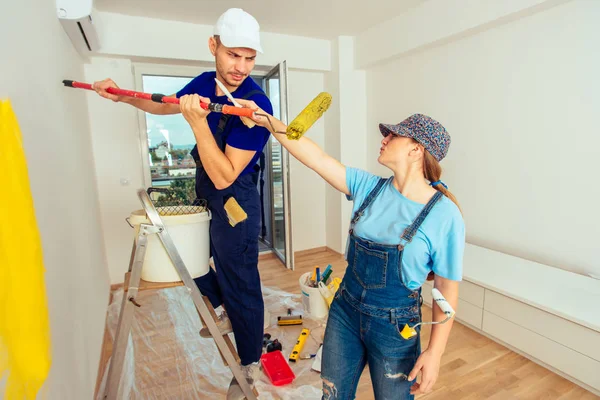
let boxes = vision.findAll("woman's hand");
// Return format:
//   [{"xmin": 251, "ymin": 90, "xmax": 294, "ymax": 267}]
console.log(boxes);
[
  {"xmin": 408, "ymin": 349, "xmax": 442, "ymax": 395},
  {"xmin": 180, "ymin": 94, "xmax": 211, "ymax": 127},
  {"xmin": 234, "ymin": 98, "xmax": 283, "ymax": 132}
]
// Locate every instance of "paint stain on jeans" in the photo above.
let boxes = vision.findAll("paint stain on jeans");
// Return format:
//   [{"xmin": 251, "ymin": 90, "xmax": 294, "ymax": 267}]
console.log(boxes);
[
  {"xmin": 384, "ymin": 360, "xmax": 408, "ymax": 380},
  {"xmin": 322, "ymin": 378, "xmax": 338, "ymax": 399}
]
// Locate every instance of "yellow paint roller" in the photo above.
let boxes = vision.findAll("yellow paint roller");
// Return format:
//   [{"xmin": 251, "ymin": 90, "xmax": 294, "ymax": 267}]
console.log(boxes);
[
  {"xmin": 285, "ymin": 92, "xmax": 332, "ymax": 140},
  {"xmin": 399, "ymin": 288, "xmax": 456, "ymax": 340},
  {"xmin": 256, "ymin": 92, "xmax": 332, "ymax": 140}
]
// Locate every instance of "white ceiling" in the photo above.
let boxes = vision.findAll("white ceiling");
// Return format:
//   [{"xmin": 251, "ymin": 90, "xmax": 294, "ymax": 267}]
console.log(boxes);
[{"xmin": 95, "ymin": 0, "xmax": 426, "ymax": 39}]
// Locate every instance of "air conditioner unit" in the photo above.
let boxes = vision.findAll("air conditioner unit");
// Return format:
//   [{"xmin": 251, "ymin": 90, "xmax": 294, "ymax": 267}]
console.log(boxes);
[{"xmin": 57, "ymin": 0, "xmax": 100, "ymax": 54}]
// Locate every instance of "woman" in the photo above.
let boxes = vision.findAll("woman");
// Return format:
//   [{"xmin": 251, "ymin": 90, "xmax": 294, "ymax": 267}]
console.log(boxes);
[{"xmin": 238, "ymin": 99, "xmax": 465, "ymax": 399}]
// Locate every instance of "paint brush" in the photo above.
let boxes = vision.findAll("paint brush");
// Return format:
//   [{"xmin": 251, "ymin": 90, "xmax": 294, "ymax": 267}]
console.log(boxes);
[{"xmin": 223, "ymin": 197, "xmax": 247, "ymax": 227}]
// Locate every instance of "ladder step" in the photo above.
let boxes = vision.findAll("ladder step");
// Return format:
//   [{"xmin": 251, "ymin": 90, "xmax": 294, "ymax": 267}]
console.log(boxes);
[
  {"xmin": 123, "ymin": 272, "xmax": 184, "ymax": 292},
  {"xmin": 199, "ymin": 296, "xmax": 241, "ymax": 366}
]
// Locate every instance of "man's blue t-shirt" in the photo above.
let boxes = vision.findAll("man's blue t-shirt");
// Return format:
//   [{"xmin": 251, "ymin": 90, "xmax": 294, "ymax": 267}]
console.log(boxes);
[
  {"xmin": 176, "ymin": 71, "xmax": 273, "ymax": 176},
  {"xmin": 346, "ymin": 167, "xmax": 465, "ymax": 290}
]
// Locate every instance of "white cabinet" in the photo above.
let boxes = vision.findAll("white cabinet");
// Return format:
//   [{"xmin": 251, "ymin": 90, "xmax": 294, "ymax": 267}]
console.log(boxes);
[
  {"xmin": 484, "ymin": 290, "xmax": 600, "ymax": 362},
  {"xmin": 456, "ymin": 299, "xmax": 483, "ymax": 330},
  {"xmin": 458, "ymin": 280, "xmax": 484, "ymax": 307},
  {"xmin": 483, "ymin": 311, "xmax": 600, "ymax": 392}
]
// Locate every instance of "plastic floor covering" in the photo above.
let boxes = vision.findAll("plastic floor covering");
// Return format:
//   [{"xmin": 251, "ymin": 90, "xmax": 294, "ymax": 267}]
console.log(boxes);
[{"xmin": 96, "ymin": 285, "xmax": 327, "ymax": 399}]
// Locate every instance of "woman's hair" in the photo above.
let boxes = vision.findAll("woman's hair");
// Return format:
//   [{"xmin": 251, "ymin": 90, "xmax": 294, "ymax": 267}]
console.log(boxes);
[{"xmin": 422, "ymin": 148, "xmax": 462, "ymax": 213}]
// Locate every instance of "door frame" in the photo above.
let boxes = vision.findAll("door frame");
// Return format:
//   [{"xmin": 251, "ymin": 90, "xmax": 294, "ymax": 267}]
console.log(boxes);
[{"xmin": 264, "ymin": 61, "xmax": 294, "ymax": 270}]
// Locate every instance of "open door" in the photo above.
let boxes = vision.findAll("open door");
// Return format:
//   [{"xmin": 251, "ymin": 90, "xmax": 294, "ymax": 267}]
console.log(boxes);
[{"xmin": 264, "ymin": 61, "xmax": 294, "ymax": 270}]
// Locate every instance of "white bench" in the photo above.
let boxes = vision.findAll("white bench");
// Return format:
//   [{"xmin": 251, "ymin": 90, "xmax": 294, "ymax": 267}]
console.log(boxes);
[{"xmin": 422, "ymin": 243, "xmax": 600, "ymax": 396}]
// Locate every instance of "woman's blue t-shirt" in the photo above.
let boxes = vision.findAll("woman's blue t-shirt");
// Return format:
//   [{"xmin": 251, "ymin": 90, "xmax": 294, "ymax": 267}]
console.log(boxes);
[{"xmin": 346, "ymin": 167, "xmax": 465, "ymax": 290}]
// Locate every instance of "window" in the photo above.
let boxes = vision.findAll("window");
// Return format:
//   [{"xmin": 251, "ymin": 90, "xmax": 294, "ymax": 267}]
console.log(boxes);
[{"xmin": 141, "ymin": 75, "xmax": 195, "ymax": 187}]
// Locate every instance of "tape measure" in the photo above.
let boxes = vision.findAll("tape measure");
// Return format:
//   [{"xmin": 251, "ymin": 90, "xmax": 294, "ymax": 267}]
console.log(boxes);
[{"xmin": 289, "ymin": 328, "xmax": 310, "ymax": 362}]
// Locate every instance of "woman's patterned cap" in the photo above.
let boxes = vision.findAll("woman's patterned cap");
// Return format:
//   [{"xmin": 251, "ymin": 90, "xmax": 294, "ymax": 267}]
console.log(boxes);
[{"xmin": 379, "ymin": 114, "xmax": 451, "ymax": 161}]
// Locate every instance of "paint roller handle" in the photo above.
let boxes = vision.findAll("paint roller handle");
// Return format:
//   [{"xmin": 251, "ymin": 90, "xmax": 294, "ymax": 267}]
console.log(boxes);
[
  {"xmin": 216, "ymin": 104, "xmax": 255, "ymax": 118},
  {"xmin": 431, "ymin": 288, "xmax": 456, "ymax": 317},
  {"xmin": 62, "ymin": 80, "xmax": 254, "ymax": 118},
  {"xmin": 174, "ymin": 95, "xmax": 255, "ymax": 117},
  {"xmin": 234, "ymin": 98, "xmax": 286, "ymax": 133}
]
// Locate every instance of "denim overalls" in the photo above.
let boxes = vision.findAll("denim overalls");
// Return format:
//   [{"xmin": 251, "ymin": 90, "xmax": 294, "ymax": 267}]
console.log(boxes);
[
  {"xmin": 321, "ymin": 178, "xmax": 443, "ymax": 400},
  {"xmin": 191, "ymin": 91, "xmax": 265, "ymax": 366}
]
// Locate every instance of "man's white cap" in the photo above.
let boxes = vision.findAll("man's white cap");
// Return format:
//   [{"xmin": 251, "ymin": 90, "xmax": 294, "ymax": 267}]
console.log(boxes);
[{"xmin": 214, "ymin": 8, "xmax": 263, "ymax": 53}]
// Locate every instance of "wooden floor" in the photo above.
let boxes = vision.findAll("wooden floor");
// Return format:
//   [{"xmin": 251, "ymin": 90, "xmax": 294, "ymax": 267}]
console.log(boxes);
[{"xmin": 96, "ymin": 248, "xmax": 598, "ymax": 399}]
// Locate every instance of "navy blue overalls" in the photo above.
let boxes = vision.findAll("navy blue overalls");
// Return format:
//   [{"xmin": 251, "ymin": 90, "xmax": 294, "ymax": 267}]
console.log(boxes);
[
  {"xmin": 191, "ymin": 90, "xmax": 265, "ymax": 366},
  {"xmin": 321, "ymin": 178, "xmax": 443, "ymax": 400}
]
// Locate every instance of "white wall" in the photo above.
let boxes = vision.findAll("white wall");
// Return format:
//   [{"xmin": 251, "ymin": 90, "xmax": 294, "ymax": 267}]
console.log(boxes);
[
  {"xmin": 324, "ymin": 42, "xmax": 343, "ymax": 254},
  {"xmin": 321, "ymin": 37, "xmax": 370, "ymax": 255},
  {"xmin": 94, "ymin": 12, "xmax": 331, "ymax": 72},
  {"xmin": 363, "ymin": 0, "xmax": 600, "ymax": 278},
  {"xmin": 84, "ymin": 58, "xmax": 145, "ymax": 286},
  {"xmin": 0, "ymin": 0, "xmax": 110, "ymax": 398},
  {"xmin": 288, "ymin": 71, "xmax": 327, "ymax": 253},
  {"xmin": 336, "ymin": 37, "xmax": 368, "ymax": 251},
  {"xmin": 356, "ymin": 0, "xmax": 571, "ymax": 69}
]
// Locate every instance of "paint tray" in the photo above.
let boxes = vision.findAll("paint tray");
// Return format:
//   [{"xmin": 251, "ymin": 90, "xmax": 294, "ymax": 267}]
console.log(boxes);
[{"xmin": 260, "ymin": 350, "xmax": 296, "ymax": 386}]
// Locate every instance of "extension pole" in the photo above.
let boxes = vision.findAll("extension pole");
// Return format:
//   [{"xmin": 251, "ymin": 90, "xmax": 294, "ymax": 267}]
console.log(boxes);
[{"xmin": 62, "ymin": 80, "xmax": 254, "ymax": 118}]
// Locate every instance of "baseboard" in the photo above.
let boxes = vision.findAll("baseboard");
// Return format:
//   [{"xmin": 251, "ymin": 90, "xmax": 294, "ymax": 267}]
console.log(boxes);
[
  {"xmin": 258, "ymin": 250, "xmax": 276, "ymax": 260},
  {"xmin": 294, "ymin": 246, "xmax": 328, "ymax": 257},
  {"xmin": 325, "ymin": 247, "xmax": 344, "ymax": 257},
  {"xmin": 293, "ymin": 246, "xmax": 344, "ymax": 258}
]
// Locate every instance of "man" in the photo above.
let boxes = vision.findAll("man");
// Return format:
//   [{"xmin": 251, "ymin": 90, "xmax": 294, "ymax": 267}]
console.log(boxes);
[{"xmin": 93, "ymin": 8, "xmax": 273, "ymax": 399}]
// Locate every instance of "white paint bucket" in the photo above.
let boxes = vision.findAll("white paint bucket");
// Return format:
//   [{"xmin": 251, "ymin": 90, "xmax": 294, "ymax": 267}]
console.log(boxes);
[
  {"xmin": 128, "ymin": 208, "xmax": 211, "ymax": 283},
  {"xmin": 299, "ymin": 272, "xmax": 329, "ymax": 319}
]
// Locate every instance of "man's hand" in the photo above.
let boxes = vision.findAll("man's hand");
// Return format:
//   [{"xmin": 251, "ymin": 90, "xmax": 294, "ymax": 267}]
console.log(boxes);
[
  {"xmin": 408, "ymin": 348, "xmax": 442, "ymax": 395},
  {"xmin": 92, "ymin": 78, "xmax": 123, "ymax": 102},
  {"xmin": 180, "ymin": 94, "xmax": 211, "ymax": 128}
]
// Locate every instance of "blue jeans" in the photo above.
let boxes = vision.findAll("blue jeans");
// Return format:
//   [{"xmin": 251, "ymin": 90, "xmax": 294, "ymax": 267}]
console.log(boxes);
[
  {"xmin": 320, "ymin": 177, "xmax": 440, "ymax": 399},
  {"xmin": 321, "ymin": 287, "xmax": 421, "ymax": 400}
]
